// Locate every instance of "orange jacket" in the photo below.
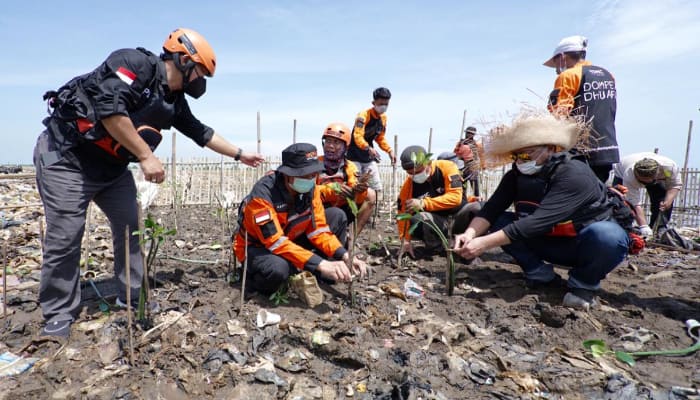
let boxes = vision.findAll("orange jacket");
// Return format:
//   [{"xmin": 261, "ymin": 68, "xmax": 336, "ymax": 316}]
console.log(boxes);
[
  {"xmin": 548, "ymin": 60, "xmax": 592, "ymax": 116},
  {"xmin": 347, "ymin": 108, "xmax": 392, "ymax": 162},
  {"xmin": 317, "ymin": 156, "xmax": 369, "ymax": 208},
  {"xmin": 397, "ymin": 160, "xmax": 465, "ymax": 239},
  {"xmin": 233, "ymin": 173, "xmax": 346, "ymax": 271}
]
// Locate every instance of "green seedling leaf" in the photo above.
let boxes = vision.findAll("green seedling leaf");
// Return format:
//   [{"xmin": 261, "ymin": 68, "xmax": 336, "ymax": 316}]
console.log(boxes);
[
  {"xmin": 209, "ymin": 244, "xmax": 223, "ymax": 250},
  {"xmin": 329, "ymin": 182, "xmax": 342, "ymax": 194},
  {"xmin": 396, "ymin": 213, "xmax": 413, "ymax": 221},
  {"xmin": 615, "ymin": 351, "xmax": 636, "ymax": 366},
  {"xmin": 408, "ymin": 221, "xmax": 420, "ymax": 236},
  {"xmin": 583, "ymin": 339, "xmax": 609, "ymax": 358},
  {"xmin": 347, "ymin": 198, "xmax": 359, "ymax": 216}
]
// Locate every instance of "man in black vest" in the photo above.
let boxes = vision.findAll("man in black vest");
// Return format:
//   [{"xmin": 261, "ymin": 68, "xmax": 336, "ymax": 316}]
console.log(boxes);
[
  {"xmin": 34, "ymin": 28, "xmax": 264, "ymax": 337},
  {"xmin": 544, "ymin": 35, "xmax": 620, "ymax": 183}
]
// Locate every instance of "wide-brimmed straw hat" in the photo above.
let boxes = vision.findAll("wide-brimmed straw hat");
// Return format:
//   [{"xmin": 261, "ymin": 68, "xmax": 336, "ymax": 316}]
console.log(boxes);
[{"xmin": 485, "ymin": 113, "xmax": 582, "ymax": 159}]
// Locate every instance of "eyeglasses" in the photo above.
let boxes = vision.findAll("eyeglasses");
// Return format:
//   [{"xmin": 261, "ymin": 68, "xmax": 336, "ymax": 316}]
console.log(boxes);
[{"xmin": 510, "ymin": 152, "xmax": 532, "ymax": 162}]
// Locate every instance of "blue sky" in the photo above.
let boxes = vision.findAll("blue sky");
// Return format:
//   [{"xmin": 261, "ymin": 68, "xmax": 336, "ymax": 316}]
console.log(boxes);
[{"xmin": 1, "ymin": 0, "xmax": 699, "ymax": 167}]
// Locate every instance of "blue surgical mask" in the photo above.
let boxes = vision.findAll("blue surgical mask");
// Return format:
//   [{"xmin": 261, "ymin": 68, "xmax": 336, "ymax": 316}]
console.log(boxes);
[
  {"xmin": 291, "ymin": 177, "xmax": 315, "ymax": 193},
  {"xmin": 412, "ymin": 169, "xmax": 430, "ymax": 184},
  {"xmin": 516, "ymin": 160, "xmax": 543, "ymax": 175}
]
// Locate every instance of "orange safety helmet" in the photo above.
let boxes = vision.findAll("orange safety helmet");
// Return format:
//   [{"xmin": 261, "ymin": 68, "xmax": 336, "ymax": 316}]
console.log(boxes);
[
  {"xmin": 163, "ymin": 28, "xmax": 217, "ymax": 77},
  {"xmin": 322, "ymin": 122, "xmax": 351, "ymax": 146}
]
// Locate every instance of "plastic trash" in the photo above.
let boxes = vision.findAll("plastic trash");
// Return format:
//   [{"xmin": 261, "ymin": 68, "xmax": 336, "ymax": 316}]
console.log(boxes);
[
  {"xmin": 0, "ymin": 352, "xmax": 39, "ymax": 377},
  {"xmin": 686, "ymin": 319, "xmax": 700, "ymax": 342},
  {"xmin": 256, "ymin": 309, "xmax": 281, "ymax": 328},
  {"xmin": 311, "ymin": 330, "xmax": 331, "ymax": 346},
  {"xmin": 404, "ymin": 278, "xmax": 425, "ymax": 298}
]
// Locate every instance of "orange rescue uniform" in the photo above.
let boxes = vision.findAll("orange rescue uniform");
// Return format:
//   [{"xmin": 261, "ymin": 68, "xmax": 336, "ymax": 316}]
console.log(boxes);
[
  {"xmin": 316, "ymin": 156, "xmax": 369, "ymax": 208},
  {"xmin": 397, "ymin": 160, "xmax": 465, "ymax": 240},
  {"xmin": 233, "ymin": 173, "xmax": 346, "ymax": 271}
]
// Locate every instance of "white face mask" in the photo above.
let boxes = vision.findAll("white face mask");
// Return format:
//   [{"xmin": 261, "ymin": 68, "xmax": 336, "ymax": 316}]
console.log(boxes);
[
  {"xmin": 516, "ymin": 160, "xmax": 543, "ymax": 175},
  {"xmin": 412, "ymin": 169, "xmax": 430, "ymax": 184},
  {"xmin": 374, "ymin": 105, "xmax": 388, "ymax": 114}
]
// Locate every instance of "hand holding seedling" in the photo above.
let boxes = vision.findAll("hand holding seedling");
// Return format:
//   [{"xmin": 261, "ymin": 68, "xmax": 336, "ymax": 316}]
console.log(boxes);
[{"xmin": 405, "ymin": 199, "xmax": 424, "ymax": 213}]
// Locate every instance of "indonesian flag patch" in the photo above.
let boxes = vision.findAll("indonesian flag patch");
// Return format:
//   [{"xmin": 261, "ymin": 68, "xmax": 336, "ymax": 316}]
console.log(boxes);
[
  {"xmin": 254, "ymin": 210, "xmax": 272, "ymax": 224},
  {"xmin": 116, "ymin": 66, "xmax": 136, "ymax": 85}
]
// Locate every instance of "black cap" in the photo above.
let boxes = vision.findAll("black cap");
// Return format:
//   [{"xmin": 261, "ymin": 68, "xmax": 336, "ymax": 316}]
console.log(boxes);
[
  {"xmin": 277, "ymin": 143, "xmax": 324, "ymax": 177},
  {"xmin": 373, "ymin": 87, "xmax": 391, "ymax": 100},
  {"xmin": 400, "ymin": 145, "xmax": 428, "ymax": 170},
  {"xmin": 464, "ymin": 126, "xmax": 477, "ymax": 136}
]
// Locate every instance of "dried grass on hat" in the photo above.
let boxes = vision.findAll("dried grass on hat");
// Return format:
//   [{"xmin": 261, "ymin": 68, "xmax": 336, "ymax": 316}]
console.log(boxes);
[{"xmin": 482, "ymin": 108, "xmax": 590, "ymax": 168}]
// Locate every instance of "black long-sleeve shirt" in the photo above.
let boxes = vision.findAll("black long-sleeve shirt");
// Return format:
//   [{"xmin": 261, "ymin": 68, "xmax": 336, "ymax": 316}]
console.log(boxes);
[{"xmin": 478, "ymin": 153, "xmax": 612, "ymax": 241}]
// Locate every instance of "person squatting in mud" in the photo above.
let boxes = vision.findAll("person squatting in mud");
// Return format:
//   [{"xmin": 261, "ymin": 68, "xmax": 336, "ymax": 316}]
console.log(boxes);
[
  {"xmin": 34, "ymin": 28, "xmax": 264, "ymax": 338},
  {"xmin": 396, "ymin": 145, "xmax": 477, "ymax": 259},
  {"xmin": 233, "ymin": 143, "xmax": 368, "ymax": 296},
  {"xmin": 613, "ymin": 153, "xmax": 683, "ymax": 235},
  {"xmin": 452, "ymin": 114, "xmax": 630, "ymax": 310},
  {"xmin": 316, "ymin": 122, "xmax": 376, "ymax": 237}
]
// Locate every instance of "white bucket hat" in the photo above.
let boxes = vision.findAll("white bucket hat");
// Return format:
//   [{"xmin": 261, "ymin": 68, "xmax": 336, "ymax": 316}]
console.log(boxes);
[{"xmin": 543, "ymin": 35, "xmax": 588, "ymax": 67}]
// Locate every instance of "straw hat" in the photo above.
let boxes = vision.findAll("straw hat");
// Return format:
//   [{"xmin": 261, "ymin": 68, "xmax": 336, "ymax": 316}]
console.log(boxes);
[{"xmin": 485, "ymin": 113, "xmax": 582, "ymax": 158}]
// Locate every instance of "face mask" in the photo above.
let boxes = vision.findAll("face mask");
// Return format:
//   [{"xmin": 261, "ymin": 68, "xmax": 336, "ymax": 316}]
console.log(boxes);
[
  {"xmin": 374, "ymin": 105, "xmax": 388, "ymax": 114},
  {"xmin": 516, "ymin": 160, "xmax": 543, "ymax": 175},
  {"xmin": 412, "ymin": 169, "xmax": 430, "ymax": 184},
  {"xmin": 184, "ymin": 76, "xmax": 207, "ymax": 99},
  {"xmin": 291, "ymin": 177, "xmax": 315, "ymax": 193}
]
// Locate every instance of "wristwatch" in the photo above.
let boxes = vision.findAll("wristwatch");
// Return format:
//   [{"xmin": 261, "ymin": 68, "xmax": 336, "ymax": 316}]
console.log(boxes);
[{"xmin": 234, "ymin": 148, "xmax": 242, "ymax": 161}]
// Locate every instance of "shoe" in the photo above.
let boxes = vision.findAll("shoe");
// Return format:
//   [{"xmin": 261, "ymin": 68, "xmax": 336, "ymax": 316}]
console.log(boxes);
[
  {"xmin": 525, "ymin": 274, "xmax": 565, "ymax": 289},
  {"xmin": 562, "ymin": 288, "xmax": 598, "ymax": 310},
  {"xmin": 40, "ymin": 319, "xmax": 72, "ymax": 338}
]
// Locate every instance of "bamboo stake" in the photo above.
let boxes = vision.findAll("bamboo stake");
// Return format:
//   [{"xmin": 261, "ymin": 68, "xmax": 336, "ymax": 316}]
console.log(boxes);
[
  {"xmin": 346, "ymin": 223, "xmax": 355, "ymax": 305},
  {"xmin": 171, "ymin": 131, "xmax": 178, "ymax": 231},
  {"xmin": 239, "ymin": 230, "xmax": 249, "ymax": 315},
  {"xmin": 390, "ymin": 135, "xmax": 398, "ymax": 223},
  {"xmin": 293, "ymin": 119, "xmax": 297, "ymax": 144},
  {"xmin": 428, "ymin": 128, "xmax": 433, "ymax": 153},
  {"xmin": 681, "ymin": 120, "xmax": 693, "ymax": 210},
  {"xmin": 3, "ymin": 242, "xmax": 7, "ymax": 318},
  {"xmin": 459, "ymin": 109, "xmax": 467, "ymax": 140},
  {"xmin": 257, "ymin": 111, "xmax": 261, "ymax": 154},
  {"xmin": 125, "ymin": 226, "xmax": 135, "ymax": 366}
]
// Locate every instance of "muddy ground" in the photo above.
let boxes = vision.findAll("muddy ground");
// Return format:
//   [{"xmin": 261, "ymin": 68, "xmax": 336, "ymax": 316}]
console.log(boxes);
[{"xmin": 1, "ymin": 176, "xmax": 699, "ymax": 400}]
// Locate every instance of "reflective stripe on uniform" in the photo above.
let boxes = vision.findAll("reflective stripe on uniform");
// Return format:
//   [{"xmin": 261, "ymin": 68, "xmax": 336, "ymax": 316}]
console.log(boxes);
[
  {"xmin": 307, "ymin": 226, "xmax": 330, "ymax": 239},
  {"xmin": 268, "ymin": 236, "xmax": 288, "ymax": 252}
]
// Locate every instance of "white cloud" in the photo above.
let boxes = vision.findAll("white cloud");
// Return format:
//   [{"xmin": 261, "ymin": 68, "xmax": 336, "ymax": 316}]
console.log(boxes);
[{"xmin": 591, "ymin": 0, "xmax": 700, "ymax": 63}]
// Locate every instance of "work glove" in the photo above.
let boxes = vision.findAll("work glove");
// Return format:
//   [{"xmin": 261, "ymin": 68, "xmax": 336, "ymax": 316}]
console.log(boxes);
[{"xmin": 639, "ymin": 225, "xmax": 653, "ymax": 238}]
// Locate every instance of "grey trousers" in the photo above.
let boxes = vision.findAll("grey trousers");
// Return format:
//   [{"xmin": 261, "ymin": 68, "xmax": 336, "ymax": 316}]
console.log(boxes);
[{"xmin": 34, "ymin": 132, "xmax": 143, "ymax": 323}]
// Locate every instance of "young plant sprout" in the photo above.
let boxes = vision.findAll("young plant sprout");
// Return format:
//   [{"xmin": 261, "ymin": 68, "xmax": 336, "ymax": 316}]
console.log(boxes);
[
  {"xmin": 583, "ymin": 319, "xmax": 700, "ymax": 366},
  {"xmin": 133, "ymin": 214, "xmax": 176, "ymax": 320},
  {"xmin": 396, "ymin": 149, "xmax": 456, "ymax": 295}
]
